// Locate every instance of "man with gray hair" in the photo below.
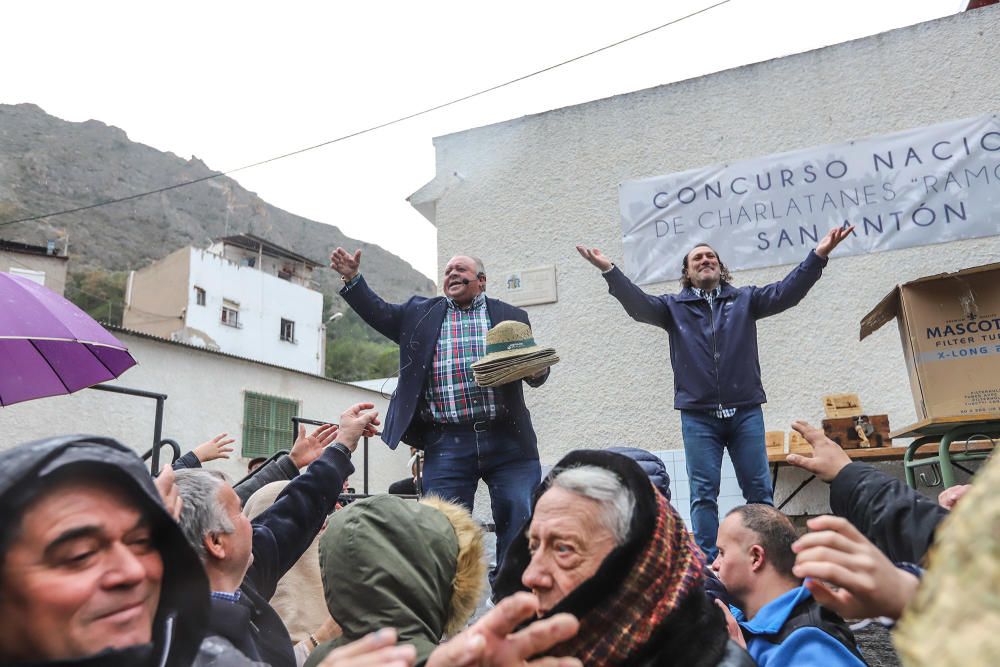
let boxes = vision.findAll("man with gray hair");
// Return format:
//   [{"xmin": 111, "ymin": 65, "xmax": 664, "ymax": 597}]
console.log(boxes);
[{"xmin": 175, "ymin": 402, "xmax": 379, "ymax": 667}]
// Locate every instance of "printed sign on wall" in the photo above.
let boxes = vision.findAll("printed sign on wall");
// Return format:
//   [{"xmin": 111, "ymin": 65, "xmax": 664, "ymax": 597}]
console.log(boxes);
[
  {"xmin": 499, "ymin": 265, "xmax": 558, "ymax": 307},
  {"xmin": 619, "ymin": 115, "xmax": 1000, "ymax": 286}
]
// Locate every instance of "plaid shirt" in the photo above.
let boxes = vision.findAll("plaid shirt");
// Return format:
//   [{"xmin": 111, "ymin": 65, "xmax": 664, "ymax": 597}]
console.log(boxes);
[
  {"xmin": 423, "ymin": 293, "xmax": 496, "ymax": 423},
  {"xmin": 693, "ymin": 285, "xmax": 737, "ymax": 419}
]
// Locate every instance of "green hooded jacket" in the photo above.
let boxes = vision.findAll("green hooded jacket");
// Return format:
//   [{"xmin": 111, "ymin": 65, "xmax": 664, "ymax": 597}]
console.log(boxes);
[{"xmin": 305, "ymin": 495, "xmax": 479, "ymax": 667}]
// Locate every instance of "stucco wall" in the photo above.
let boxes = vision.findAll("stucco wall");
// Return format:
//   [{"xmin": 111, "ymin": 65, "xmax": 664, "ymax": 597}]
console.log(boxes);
[
  {"xmin": 421, "ymin": 8, "xmax": 1000, "ymax": 514},
  {"xmin": 123, "ymin": 246, "xmax": 189, "ymax": 338},
  {"xmin": 0, "ymin": 331, "xmax": 410, "ymax": 493}
]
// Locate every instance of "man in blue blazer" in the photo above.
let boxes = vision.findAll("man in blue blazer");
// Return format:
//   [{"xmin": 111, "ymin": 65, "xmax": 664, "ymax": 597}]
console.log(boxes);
[{"xmin": 330, "ymin": 248, "xmax": 548, "ymax": 576}]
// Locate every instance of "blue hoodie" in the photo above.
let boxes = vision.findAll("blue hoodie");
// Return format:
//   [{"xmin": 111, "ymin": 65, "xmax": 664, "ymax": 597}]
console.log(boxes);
[{"xmin": 731, "ymin": 587, "xmax": 865, "ymax": 666}]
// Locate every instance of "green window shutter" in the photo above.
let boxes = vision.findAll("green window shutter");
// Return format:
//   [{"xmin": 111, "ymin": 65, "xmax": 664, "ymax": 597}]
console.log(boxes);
[{"xmin": 242, "ymin": 391, "xmax": 299, "ymax": 458}]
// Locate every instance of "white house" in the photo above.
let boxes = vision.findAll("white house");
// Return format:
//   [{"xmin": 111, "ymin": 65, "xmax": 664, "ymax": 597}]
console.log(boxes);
[{"xmin": 123, "ymin": 234, "xmax": 326, "ymax": 375}]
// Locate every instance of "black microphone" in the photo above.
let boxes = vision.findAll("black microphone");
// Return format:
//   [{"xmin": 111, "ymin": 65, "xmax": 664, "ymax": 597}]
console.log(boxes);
[{"xmin": 461, "ymin": 278, "xmax": 470, "ymax": 285}]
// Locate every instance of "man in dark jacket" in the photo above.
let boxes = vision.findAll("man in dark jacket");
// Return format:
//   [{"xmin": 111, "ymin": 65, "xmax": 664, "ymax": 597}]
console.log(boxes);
[
  {"xmin": 174, "ymin": 404, "xmax": 377, "ymax": 667},
  {"xmin": 577, "ymin": 225, "xmax": 852, "ymax": 559},
  {"xmin": 786, "ymin": 419, "xmax": 948, "ymax": 564},
  {"xmin": 0, "ymin": 435, "xmax": 209, "ymax": 667},
  {"xmin": 330, "ymin": 248, "xmax": 548, "ymax": 577}
]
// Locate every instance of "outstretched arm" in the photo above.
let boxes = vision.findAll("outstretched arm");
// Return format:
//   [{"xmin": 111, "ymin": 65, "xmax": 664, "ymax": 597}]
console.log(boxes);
[
  {"xmin": 332, "ymin": 247, "xmax": 407, "ymax": 343},
  {"xmin": 786, "ymin": 420, "xmax": 948, "ymax": 563},
  {"xmin": 749, "ymin": 225, "xmax": 852, "ymax": 318},
  {"xmin": 576, "ymin": 244, "xmax": 671, "ymax": 329},
  {"xmin": 245, "ymin": 403, "xmax": 379, "ymax": 598}
]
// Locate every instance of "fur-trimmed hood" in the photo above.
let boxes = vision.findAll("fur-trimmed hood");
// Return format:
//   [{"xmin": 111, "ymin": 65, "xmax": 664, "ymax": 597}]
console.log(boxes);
[{"xmin": 309, "ymin": 494, "xmax": 485, "ymax": 666}]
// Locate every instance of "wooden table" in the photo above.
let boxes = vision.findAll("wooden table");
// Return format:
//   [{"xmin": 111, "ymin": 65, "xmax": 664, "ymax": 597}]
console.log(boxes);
[
  {"xmin": 891, "ymin": 414, "xmax": 1000, "ymax": 489},
  {"xmin": 767, "ymin": 433, "xmax": 997, "ymax": 509},
  {"xmin": 768, "ymin": 446, "xmax": 911, "ymax": 510}
]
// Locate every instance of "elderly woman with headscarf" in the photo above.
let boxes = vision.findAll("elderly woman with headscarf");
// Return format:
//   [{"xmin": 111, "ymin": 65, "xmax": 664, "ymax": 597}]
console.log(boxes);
[{"xmin": 492, "ymin": 449, "xmax": 754, "ymax": 666}]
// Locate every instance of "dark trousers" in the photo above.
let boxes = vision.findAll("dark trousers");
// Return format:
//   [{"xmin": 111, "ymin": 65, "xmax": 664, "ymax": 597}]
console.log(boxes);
[{"xmin": 422, "ymin": 424, "xmax": 541, "ymax": 580}]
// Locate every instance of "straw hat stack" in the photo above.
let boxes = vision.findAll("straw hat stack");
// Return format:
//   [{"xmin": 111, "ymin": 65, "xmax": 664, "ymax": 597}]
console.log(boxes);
[{"xmin": 471, "ymin": 320, "xmax": 559, "ymax": 387}]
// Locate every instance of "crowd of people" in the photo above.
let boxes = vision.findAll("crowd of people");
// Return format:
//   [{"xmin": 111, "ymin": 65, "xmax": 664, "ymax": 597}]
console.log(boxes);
[{"xmin": 0, "ymin": 239, "xmax": 990, "ymax": 666}]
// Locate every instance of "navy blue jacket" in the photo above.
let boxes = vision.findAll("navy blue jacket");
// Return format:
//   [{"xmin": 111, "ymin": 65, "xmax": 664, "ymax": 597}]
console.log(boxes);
[
  {"xmin": 603, "ymin": 251, "xmax": 827, "ymax": 411},
  {"xmin": 341, "ymin": 275, "xmax": 546, "ymax": 457},
  {"xmin": 205, "ymin": 446, "xmax": 354, "ymax": 667}
]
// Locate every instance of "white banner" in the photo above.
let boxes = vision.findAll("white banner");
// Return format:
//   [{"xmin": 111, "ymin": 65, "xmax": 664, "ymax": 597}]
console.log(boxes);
[{"xmin": 619, "ymin": 114, "xmax": 1000, "ymax": 286}]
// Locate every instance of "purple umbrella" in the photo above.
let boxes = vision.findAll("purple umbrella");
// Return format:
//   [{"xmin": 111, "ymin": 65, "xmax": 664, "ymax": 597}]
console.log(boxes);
[{"xmin": 0, "ymin": 273, "xmax": 136, "ymax": 406}]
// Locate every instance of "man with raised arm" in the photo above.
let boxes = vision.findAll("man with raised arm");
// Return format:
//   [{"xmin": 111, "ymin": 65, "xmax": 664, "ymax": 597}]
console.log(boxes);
[
  {"xmin": 576, "ymin": 226, "xmax": 852, "ymax": 559},
  {"xmin": 329, "ymin": 248, "xmax": 548, "ymax": 578}
]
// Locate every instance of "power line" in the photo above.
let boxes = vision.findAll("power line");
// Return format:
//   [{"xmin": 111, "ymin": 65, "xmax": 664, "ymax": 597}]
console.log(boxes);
[{"xmin": 0, "ymin": 0, "xmax": 733, "ymax": 229}]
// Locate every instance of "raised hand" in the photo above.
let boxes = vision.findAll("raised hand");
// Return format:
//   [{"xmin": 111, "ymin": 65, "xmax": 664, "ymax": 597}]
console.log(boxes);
[
  {"xmin": 330, "ymin": 247, "xmax": 362, "ymax": 280},
  {"xmin": 154, "ymin": 464, "xmax": 183, "ymax": 520},
  {"xmin": 792, "ymin": 515, "xmax": 920, "ymax": 621},
  {"xmin": 193, "ymin": 433, "xmax": 236, "ymax": 463},
  {"xmin": 815, "ymin": 224, "xmax": 855, "ymax": 258},
  {"xmin": 785, "ymin": 420, "xmax": 851, "ymax": 483},
  {"xmin": 426, "ymin": 592, "xmax": 581, "ymax": 667},
  {"xmin": 336, "ymin": 403, "xmax": 381, "ymax": 453},
  {"xmin": 317, "ymin": 628, "xmax": 415, "ymax": 667},
  {"xmin": 575, "ymin": 245, "xmax": 614, "ymax": 272},
  {"xmin": 289, "ymin": 423, "xmax": 340, "ymax": 468}
]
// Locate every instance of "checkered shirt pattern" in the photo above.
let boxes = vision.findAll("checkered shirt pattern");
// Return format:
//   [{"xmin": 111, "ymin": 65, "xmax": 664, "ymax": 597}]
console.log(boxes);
[
  {"xmin": 423, "ymin": 293, "xmax": 496, "ymax": 424},
  {"xmin": 693, "ymin": 285, "xmax": 738, "ymax": 419}
]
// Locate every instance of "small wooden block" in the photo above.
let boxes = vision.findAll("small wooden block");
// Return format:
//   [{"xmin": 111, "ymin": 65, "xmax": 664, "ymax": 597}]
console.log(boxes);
[
  {"xmin": 823, "ymin": 393, "xmax": 864, "ymax": 418},
  {"xmin": 765, "ymin": 431, "xmax": 786, "ymax": 455},
  {"xmin": 789, "ymin": 431, "xmax": 812, "ymax": 455}
]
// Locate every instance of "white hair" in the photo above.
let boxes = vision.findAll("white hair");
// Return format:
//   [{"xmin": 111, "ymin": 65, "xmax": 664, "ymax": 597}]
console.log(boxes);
[
  {"xmin": 550, "ymin": 465, "xmax": 635, "ymax": 545},
  {"xmin": 174, "ymin": 469, "xmax": 234, "ymax": 561}
]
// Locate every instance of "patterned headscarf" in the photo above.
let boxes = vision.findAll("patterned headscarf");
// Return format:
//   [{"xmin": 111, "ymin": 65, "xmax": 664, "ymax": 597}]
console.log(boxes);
[
  {"xmin": 552, "ymin": 490, "xmax": 705, "ymax": 664},
  {"xmin": 492, "ymin": 449, "xmax": 718, "ymax": 667}
]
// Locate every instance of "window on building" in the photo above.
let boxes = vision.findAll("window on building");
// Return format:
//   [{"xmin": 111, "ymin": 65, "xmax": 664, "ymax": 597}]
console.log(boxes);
[
  {"xmin": 242, "ymin": 392, "xmax": 299, "ymax": 458},
  {"xmin": 280, "ymin": 318, "xmax": 295, "ymax": 343},
  {"xmin": 194, "ymin": 286, "xmax": 206, "ymax": 306},
  {"xmin": 221, "ymin": 300, "xmax": 240, "ymax": 328}
]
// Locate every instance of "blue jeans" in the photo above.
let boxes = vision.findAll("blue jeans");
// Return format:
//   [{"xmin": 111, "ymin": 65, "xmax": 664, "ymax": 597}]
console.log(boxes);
[
  {"xmin": 680, "ymin": 406, "xmax": 773, "ymax": 561},
  {"xmin": 421, "ymin": 425, "xmax": 541, "ymax": 580}
]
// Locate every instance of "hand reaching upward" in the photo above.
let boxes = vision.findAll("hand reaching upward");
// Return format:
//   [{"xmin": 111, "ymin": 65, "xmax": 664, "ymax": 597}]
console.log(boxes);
[
  {"xmin": 575, "ymin": 245, "xmax": 613, "ymax": 272},
  {"xmin": 330, "ymin": 247, "xmax": 362, "ymax": 280}
]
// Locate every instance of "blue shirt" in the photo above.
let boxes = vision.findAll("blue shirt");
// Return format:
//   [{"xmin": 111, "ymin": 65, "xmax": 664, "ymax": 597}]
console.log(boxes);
[{"xmin": 731, "ymin": 586, "xmax": 865, "ymax": 667}]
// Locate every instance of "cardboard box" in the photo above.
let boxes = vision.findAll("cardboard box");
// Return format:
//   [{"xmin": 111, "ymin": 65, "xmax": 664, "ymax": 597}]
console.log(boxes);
[{"xmin": 860, "ymin": 262, "xmax": 1000, "ymax": 420}]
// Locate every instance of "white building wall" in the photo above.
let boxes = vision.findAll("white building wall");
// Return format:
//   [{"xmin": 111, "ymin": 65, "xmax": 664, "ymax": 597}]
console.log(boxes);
[
  {"xmin": 421, "ymin": 7, "xmax": 1000, "ymax": 514},
  {"xmin": 0, "ymin": 331, "xmax": 410, "ymax": 493},
  {"xmin": 185, "ymin": 249, "xmax": 324, "ymax": 375}
]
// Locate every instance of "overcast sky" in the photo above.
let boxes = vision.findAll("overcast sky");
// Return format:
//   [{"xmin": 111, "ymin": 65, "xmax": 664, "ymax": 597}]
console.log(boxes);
[{"xmin": 2, "ymin": 0, "xmax": 961, "ymax": 280}]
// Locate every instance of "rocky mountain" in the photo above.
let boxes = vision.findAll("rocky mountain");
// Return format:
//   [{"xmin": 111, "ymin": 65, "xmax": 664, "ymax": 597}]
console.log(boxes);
[{"xmin": 0, "ymin": 103, "xmax": 435, "ymax": 305}]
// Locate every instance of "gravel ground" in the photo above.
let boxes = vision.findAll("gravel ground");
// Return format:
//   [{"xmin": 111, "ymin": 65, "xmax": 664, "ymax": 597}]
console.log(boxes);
[{"xmin": 853, "ymin": 621, "xmax": 901, "ymax": 667}]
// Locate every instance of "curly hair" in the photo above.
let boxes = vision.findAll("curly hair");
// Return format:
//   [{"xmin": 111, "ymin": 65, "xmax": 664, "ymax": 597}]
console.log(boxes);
[{"xmin": 680, "ymin": 243, "xmax": 733, "ymax": 289}]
